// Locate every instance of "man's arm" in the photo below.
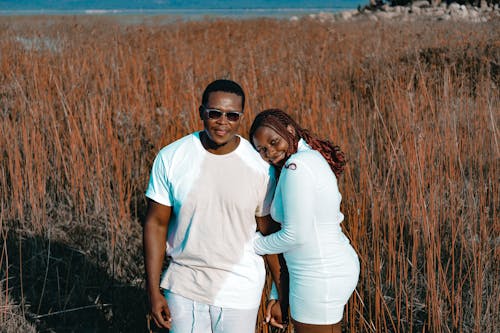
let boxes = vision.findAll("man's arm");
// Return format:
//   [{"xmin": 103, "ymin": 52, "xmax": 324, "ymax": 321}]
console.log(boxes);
[
  {"xmin": 143, "ymin": 199, "xmax": 172, "ymax": 329},
  {"xmin": 256, "ymin": 215, "xmax": 280, "ymax": 236},
  {"xmin": 256, "ymin": 215, "xmax": 281, "ymax": 295},
  {"xmin": 256, "ymin": 215, "xmax": 289, "ymax": 328},
  {"xmin": 255, "ymin": 215, "xmax": 283, "ymax": 291}
]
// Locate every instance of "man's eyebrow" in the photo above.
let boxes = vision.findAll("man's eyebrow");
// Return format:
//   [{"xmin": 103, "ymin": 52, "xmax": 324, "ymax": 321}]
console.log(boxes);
[{"xmin": 205, "ymin": 106, "xmax": 241, "ymax": 111}]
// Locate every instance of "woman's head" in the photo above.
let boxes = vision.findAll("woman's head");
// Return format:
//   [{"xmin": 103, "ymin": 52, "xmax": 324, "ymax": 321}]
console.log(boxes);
[
  {"xmin": 249, "ymin": 108, "xmax": 346, "ymax": 177},
  {"xmin": 249, "ymin": 109, "xmax": 300, "ymax": 168}
]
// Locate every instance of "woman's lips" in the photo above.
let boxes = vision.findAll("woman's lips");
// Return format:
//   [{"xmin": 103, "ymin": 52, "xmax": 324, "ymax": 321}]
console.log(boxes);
[{"xmin": 270, "ymin": 153, "xmax": 285, "ymax": 165}]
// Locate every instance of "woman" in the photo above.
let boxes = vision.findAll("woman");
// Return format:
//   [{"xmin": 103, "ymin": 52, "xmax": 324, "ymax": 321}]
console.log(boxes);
[{"xmin": 250, "ymin": 109, "xmax": 360, "ymax": 333}]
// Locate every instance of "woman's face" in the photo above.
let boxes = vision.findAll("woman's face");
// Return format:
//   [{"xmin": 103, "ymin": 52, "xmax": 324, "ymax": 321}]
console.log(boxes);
[{"xmin": 252, "ymin": 125, "xmax": 291, "ymax": 168}]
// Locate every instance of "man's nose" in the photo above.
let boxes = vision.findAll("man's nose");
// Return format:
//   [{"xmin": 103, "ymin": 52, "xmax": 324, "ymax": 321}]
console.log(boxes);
[{"xmin": 215, "ymin": 114, "xmax": 229, "ymax": 124}]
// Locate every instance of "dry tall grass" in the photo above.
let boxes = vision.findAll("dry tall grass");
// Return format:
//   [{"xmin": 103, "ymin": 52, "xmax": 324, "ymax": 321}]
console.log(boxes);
[{"xmin": 0, "ymin": 15, "xmax": 498, "ymax": 332}]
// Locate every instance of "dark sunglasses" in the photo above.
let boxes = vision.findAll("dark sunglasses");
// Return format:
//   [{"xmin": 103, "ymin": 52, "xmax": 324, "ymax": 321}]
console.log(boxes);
[{"xmin": 203, "ymin": 107, "xmax": 243, "ymax": 122}]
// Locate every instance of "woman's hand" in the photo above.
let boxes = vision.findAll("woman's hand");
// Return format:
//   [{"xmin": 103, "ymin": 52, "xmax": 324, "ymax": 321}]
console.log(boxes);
[{"xmin": 265, "ymin": 299, "xmax": 285, "ymax": 329}]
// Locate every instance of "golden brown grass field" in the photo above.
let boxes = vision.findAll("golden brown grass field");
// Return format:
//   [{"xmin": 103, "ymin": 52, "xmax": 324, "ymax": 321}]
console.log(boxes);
[{"xmin": 0, "ymin": 15, "xmax": 498, "ymax": 332}]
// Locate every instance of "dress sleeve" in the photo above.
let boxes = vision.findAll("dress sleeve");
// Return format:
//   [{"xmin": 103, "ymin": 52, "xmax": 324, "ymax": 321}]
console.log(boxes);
[{"xmin": 254, "ymin": 157, "xmax": 315, "ymax": 255}]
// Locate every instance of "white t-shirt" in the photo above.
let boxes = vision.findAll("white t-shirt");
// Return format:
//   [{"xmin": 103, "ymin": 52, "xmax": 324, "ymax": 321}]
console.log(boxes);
[{"xmin": 146, "ymin": 132, "xmax": 275, "ymax": 309}]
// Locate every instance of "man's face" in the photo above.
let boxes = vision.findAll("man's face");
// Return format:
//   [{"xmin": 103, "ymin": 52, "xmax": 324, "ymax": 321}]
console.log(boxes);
[{"xmin": 200, "ymin": 91, "xmax": 243, "ymax": 147}]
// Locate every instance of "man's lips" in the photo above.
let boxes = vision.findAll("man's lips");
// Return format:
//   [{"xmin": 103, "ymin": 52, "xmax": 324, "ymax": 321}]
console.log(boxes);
[{"xmin": 213, "ymin": 128, "xmax": 229, "ymax": 136}]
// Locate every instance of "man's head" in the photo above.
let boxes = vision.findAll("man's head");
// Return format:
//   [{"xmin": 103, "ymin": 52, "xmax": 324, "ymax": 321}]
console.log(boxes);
[
  {"xmin": 201, "ymin": 79, "xmax": 245, "ymax": 111},
  {"xmin": 199, "ymin": 80, "xmax": 245, "ymax": 152}
]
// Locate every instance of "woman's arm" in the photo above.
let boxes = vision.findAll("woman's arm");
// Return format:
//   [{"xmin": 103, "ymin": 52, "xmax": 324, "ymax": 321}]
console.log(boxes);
[{"xmin": 254, "ymin": 158, "xmax": 315, "ymax": 255}]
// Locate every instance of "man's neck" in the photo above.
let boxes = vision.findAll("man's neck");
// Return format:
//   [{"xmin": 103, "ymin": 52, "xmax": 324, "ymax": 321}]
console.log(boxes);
[{"xmin": 200, "ymin": 131, "xmax": 240, "ymax": 155}]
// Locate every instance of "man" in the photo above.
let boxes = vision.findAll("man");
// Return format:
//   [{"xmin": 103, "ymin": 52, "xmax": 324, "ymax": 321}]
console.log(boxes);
[{"xmin": 143, "ymin": 79, "xmax": 279, "ymax": 332}]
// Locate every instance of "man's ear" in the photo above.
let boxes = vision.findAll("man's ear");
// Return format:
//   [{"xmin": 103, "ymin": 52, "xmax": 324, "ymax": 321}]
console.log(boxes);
[
  {"xmin": 199, "ymin": 106, "xmax": 204, "ymax": 120},
  {"xmin": 286, "ymin": 125, "xmax": 296, "ymax": 136}
]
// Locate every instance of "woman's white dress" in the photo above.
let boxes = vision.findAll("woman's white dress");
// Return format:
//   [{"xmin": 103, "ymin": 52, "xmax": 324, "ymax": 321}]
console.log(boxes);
[{"xmin": 254, "ymin": 139, "xmax": 360, "ymax": 324}]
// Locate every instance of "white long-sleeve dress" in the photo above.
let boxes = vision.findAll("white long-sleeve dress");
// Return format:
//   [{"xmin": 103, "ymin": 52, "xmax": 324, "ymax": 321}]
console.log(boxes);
[{"xmin": 254, "ymin": 139, "xmax": 360, "ymax": 324}]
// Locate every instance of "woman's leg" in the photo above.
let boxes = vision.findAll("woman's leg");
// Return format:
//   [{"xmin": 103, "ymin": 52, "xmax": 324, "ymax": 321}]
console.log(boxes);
[{"xmin": 292, "ymin": 318, "xmax": 341, "ymax": 333}]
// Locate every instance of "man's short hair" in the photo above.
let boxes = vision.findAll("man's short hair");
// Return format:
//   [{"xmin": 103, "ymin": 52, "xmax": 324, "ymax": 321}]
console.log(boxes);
[{"xmin": 201, "ymin": 79, "xmax": 245, "ymax": 111}]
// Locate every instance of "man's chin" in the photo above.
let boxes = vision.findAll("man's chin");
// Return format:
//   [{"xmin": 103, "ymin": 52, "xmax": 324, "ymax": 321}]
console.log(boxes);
[{"xmin": 207, "ymin": 134, "xmax": 234, "ymax": 147}]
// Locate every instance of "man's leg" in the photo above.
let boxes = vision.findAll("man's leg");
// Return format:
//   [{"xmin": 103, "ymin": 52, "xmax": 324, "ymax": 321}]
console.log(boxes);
[
  {"xmin": 164, "ymin": 291, "xmax": 212, "ymax": 333},
  {"xmin": 209, "ymin": 305, "xmax": 259, "ymax": 333}
]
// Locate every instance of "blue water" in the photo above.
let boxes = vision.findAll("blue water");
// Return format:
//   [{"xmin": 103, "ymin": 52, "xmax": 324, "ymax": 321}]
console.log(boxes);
[{"xmin": 0, "ymin": 1, "xmax": 365, "ymax": 17}]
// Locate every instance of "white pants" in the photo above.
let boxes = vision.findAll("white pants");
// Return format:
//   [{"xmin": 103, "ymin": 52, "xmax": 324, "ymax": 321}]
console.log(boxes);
[{"xmin": 164, "ymin": 291, "xmax": 259, "ymax": 333}]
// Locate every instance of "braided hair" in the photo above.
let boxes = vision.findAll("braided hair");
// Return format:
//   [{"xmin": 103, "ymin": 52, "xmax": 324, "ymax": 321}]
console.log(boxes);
[{"xmin": 249, "ymin": 109, "xmax": 345, "ymax": 177}]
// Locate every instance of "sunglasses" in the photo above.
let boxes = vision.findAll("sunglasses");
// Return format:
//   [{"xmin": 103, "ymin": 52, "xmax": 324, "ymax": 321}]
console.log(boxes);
[{"xmin": 203, "ymin": 107, "xmax": 243, "ymax": 122}]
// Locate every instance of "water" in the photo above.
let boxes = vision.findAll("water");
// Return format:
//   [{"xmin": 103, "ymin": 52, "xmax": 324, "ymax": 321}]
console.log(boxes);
[{"xmin": 0, "ymin": 1, "xmax": 365, "ymax": 18}]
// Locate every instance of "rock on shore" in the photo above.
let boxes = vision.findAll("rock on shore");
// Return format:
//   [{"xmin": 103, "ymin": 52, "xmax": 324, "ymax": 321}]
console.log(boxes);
[{"xmin": 300, "ymin": 2, "xmax": 499, "ymax": 23}]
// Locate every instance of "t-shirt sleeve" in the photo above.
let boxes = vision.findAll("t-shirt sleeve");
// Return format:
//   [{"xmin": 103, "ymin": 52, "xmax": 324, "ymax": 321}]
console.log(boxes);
[
  {"xmin": 254, "ymin": 158, "xmax": 315, "ymax": 254},
  {"xmin": 145, "ymin": 153, "xmax": 173, "ymax": 207},
  {"xmin": 255, "ymin": 167, "xmax": 277, "ymax": 217}
]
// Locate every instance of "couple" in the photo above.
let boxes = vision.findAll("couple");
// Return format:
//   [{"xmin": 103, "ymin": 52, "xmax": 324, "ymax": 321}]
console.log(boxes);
[{"xmin": 143, "ymin": 79, "xmax": 360, "ymax": 333}]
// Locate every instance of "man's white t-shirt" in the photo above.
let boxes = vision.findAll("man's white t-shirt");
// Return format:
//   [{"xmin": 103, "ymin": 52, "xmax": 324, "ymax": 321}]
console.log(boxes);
[{"xmin": 146, "ymin": 132, "xmax": 275, "ymax": 309}]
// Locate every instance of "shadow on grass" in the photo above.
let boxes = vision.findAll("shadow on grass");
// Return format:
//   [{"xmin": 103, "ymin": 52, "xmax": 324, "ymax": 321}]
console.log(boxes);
[{"xmin": 3, "ymin": 230, "xmax": 167, "ymax": 333}]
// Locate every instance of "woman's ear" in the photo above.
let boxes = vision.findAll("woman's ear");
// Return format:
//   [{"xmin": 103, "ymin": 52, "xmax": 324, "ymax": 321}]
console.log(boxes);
[{"xmin": 286, "ymin": 125, "xmax": 296, "ymax": 136}]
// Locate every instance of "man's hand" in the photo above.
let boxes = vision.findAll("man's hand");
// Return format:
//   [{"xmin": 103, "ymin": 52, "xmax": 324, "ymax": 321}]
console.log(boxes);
[
  {"xmin": 143, "ymin": 200, "xmax": 172, "ymax": 329},
  {"xmin": 148, "ymin": 291, "xmax": 172, "ymax": 329},
  {"xmin": 265, "ymin": 299, "xmax": 285, "ymax": 329}
]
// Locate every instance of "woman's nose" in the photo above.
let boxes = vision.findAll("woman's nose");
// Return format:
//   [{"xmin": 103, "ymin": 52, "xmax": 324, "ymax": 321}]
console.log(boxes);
[{"xmin": 265, "ymin": 147, "xmax": 275, "ymax": 158}]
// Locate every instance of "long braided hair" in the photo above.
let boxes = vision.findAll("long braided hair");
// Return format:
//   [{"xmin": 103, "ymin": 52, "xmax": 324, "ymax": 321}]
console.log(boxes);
[{"xmin": 249, "ymin": 109, "xmax": 346, "ymax": 177}]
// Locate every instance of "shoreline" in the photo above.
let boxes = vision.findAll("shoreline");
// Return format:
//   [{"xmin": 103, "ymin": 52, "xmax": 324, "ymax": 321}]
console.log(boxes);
[
  {"xmin": 0, "ymin": 3, "xmax": 498, "ymax": 23},
  {"xmin": 0, "ymin": 7, "xmax": 356, "ymax": 18},
  {"xmin": 306, "ymin": 2, "xmax": 499, "ymax": 23}
]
